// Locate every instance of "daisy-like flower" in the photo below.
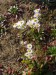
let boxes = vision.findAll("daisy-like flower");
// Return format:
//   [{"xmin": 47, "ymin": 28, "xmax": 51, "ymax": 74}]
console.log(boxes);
[
  {"xmin": 26, "ymin": 18, "xmax": 39, "ymax": 28},
  {"xmin": 34, "ymin": 8, "xmax": 40, "ymax": 14},
  {"xmin": 33, "ymin": 8, "xmax": 41, "ymax": 18},
  {"xmin": 25, "ymin": 52, "xmax": 33, "ymax": 59},
  {"xmin": 25, "ymin": 43, "xmax": 33, "ymax": 59},
  {"xmin": 13, "ymin": 20, "xmax": 25, "ymax": 29},
  {"xmin": 33, "ymin": 13, "xmax": 41, "ymax": 18},
  {"xmin": 26, "ymin": 44, "xmax": 32, "ymax": 49},
  {"xmin": 27, "ymin": 49, "xmax": 33, "ymax": 53},
  {"xmin": 33, "ymin": 23, "xmax": 40, "ymax": 28},
  {"xmin": 26, "ymin": 18, "xmax": 40, "ymax": 32}
]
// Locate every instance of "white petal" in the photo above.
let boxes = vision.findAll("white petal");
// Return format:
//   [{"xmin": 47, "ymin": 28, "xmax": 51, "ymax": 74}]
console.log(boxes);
[{"xmin": 27, "ymin": 44, "xmax": 32, "ymax": 49}]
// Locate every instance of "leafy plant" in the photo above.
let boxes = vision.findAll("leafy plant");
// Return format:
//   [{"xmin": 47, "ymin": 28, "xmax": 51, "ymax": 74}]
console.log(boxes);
[
  {"xmin": 8, "ymin": 5, "xmax": 18, "ymax": 14},
  {"xmin": 48, "ymin": 46, "xmax": 56, "ymax": 56}
]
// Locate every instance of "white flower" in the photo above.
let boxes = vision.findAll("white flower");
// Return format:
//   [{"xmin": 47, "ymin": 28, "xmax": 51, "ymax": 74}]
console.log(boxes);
[
  {"xmin": 26, "ymin": 18, "xmax": 39, "ymax": 28},
  {"xmin": 26, "ymin": 44, "xmax": 32, "ymax": 49},
  {"xmin": 13, "ymin": 5, "xmax": 16, "ymax": 8},
  {"xmin": 31, "ymin": 18, "xmax": 39, "ymax": 23},
  {"xmin": 33, "ymin": 8, "xmax": 41, "ymax": 18},
  {"xmin": 25, "ymin": 43, "xmax": 33, "ymax": 59},
  {"xmin": 40, "ymin": 37, "xmax": 42, "ymax": 40},
  {"xmin": 34, "ymin": 8, "xmax": 40, "ymax": 14},
  {"xmin": 20, "ymin": 40, "xmax": 27, "ymax": 45},
  {"xmin": 25, "ymin": 52, "xmax": 33, "ymax": 59},
  {"xmin": 13, "ymin": 5, "xmax": 18, "ymax": 9},
  {"xmin": 27, "ymin": 49, "xmax": 33, "ymax": 53},
  {"xmin": 24, "ymin": 41, "xmax": 27, "ymax": 45},
  {"xmin": 33, "ymin": 13, "xmax": 41, "ymax": 18},
  {"xmin": 33, "ymin": 23, "xmax": 40, "ymax": 28},
  {"xmin": 26, "ymin": 18, "xmax": 40, "ymax": 32},
  {"xmin": 13, "ymin": 20, "xmax": 25, "ymax": 29}
]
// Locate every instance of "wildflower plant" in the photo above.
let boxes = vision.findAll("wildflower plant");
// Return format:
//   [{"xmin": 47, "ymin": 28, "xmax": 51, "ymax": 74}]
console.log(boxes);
[
  {"xmin": 1, "ymin": 2, "xmax": 55, "ymax": 74},
  {"xmin": 8, "ymin": 5, "xmax": 18, "ymax": 14}
]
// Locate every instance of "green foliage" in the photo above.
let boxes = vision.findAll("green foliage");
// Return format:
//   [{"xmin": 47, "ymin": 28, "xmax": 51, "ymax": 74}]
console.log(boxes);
[
  {"xmin": 48, "ymin": 46, "xmax": 56, "ymax": 56},
  {"xmin": 8, "ymin": 5, "xmax": 18, "ymax": 14}
]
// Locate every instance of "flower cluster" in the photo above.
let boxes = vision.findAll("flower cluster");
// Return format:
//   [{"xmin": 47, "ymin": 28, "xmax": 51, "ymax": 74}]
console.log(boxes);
[
  {"xmin": 33, "ymin": 8, "xmax": 41, "ymax": 18},
  {"xmin": 26, "ymin": 18, "xmax": 40, "ymax": 28},
  {"xmin": 26, "ymin": 8, "xmax": 41, "ymax": 31},
  {"xmin": 25, "ymin": 44, "xmax": 33, "ymax": 59},
  {"xmin": 13, "ymin": 8, "xmax": 41, "ymax": 31},
  {"xmin": 13, "ymin": 20, "xmax": 25, "ymax": 29}
]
